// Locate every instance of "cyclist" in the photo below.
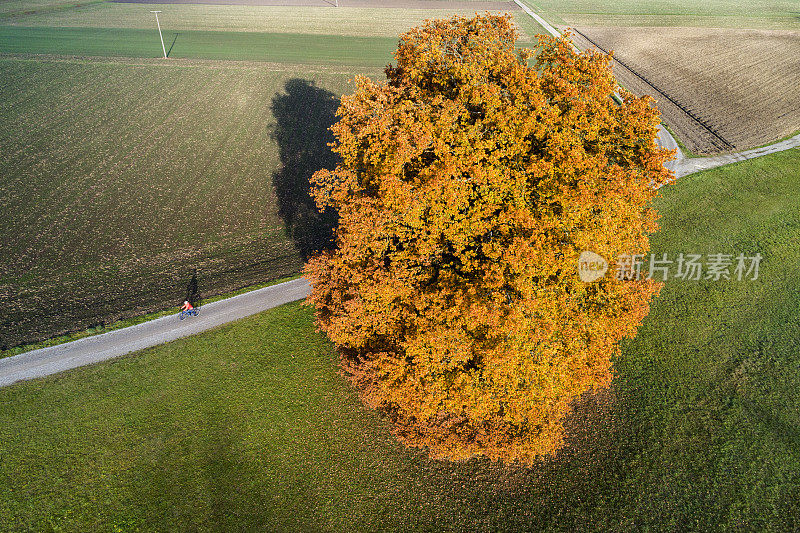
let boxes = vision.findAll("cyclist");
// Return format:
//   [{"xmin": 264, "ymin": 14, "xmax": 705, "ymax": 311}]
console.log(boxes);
[{"xmin": 181, "ymin": 300, "xmax": 194, "ymax": 316}]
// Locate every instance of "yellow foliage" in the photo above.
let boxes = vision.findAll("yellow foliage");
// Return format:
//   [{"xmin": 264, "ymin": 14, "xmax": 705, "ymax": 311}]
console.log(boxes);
[{"xmin": 305, "ymin": 14, "xmax": 672, "ymax": 465}]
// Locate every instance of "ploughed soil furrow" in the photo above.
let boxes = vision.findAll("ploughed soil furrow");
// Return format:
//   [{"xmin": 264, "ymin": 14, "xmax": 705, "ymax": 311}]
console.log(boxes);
[
  {"xmin": 568, "ymin": 26, "xmax": 800, "ymax": 155},
  {"xmin": 0, "ymin": 58, "xmax": 350, "ymax": 349}
]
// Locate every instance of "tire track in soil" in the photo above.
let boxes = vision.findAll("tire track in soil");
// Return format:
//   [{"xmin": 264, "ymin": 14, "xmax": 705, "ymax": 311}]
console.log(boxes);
[{"xmin": 569, "ymin": 28, "xmax": 734, "ymax": 154}]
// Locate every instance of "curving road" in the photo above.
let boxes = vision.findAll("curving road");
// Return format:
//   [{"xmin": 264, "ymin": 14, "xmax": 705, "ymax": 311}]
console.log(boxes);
[{"xmin": 0, "ymin": 278, "xmax": 311, "ymax": 388}]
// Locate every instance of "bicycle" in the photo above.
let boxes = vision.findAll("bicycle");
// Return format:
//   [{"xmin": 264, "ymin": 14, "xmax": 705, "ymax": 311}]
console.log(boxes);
[{"xmin": 178, "ymin": 308, "xmax": 198, "ymax": 320}]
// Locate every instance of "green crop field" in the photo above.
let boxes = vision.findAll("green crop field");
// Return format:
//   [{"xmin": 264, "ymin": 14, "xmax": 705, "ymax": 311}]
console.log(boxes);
[
  {"xmin": 1, "ymin": 149, "xmax": 798, "ymax": 530},
  {"xmin": 520, "ymin": 0, "xmax": 800, "ymax": 28},
  {"xmin": 0, "ymin": 26, "xmax": 400, "ymax": 63},
  {"xmin": 0, "ymin": 56, "xmax": 375, "ymax": 349}
]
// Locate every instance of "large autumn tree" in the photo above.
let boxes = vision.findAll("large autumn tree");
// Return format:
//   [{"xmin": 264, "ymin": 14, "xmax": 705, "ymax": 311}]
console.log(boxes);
[{"xmin": 306, "ymin": 14, "xmax": 673, "ymax": 464}]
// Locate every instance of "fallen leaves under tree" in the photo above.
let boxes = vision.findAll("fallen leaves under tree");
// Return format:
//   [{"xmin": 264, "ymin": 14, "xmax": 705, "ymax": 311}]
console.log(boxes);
[{"xmin": 306, "ymin": 14, "xmax": 673, "ymax": 465}]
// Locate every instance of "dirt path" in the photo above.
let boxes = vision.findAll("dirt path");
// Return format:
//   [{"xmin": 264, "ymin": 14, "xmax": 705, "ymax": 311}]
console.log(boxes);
[{"xmin": 0, "ymin": 278, "xmax": 311, "ymax": 388}]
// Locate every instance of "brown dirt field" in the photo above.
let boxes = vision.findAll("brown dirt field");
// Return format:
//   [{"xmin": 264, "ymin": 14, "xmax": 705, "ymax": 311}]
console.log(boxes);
[
  {"xmin": 568, "ymin": 27, "xmax": 800, "ymax": 154},
  {"xmin": 113, "ymin": 0, "xmax": 519, "ymax": 9}
]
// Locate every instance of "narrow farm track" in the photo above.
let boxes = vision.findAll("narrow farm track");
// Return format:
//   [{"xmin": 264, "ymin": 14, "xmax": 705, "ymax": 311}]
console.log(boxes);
[
  {"xmin": 671, "ymin": 132, "xmax": 800, "ymax": 179},
  {"xmin": 0, "ymin": 278, "xmax": 310, "ymax": 388}
]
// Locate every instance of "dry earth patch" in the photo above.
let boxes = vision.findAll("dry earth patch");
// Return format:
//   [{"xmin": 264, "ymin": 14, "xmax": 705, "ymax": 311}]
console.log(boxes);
[{"xmin": 569, "ymin": 26, "xmax": 800, "ymax": 154}]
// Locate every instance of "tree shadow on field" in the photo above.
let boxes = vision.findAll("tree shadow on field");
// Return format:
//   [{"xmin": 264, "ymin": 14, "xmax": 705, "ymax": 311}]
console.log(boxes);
[
  {"xmin": 271, "ymin": 79, "xmax": 340, "ymax": 260},
  {"xmin": 408, "ymin": 385, "xmax": 639, "ymax": 530}
]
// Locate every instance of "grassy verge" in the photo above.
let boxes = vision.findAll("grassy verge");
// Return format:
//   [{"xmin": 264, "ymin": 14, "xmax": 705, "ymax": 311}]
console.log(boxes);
[
  {"xmin": 662, "ymin": 122, "xmax": 701, "ymax": 158},
  {"xmin": 746, "ymin": 128, "xmax": 800, "ymax": 151},
  {"xmin": 0, "ymin": 151, "xmax": 798, "ymax": 531},
  {"xmin": 0, "ymin": 274, "xmax": 302, "ymax": 360},
  {"xmin": 510, "ymin": 11, "xmax": 550, "ymax": 41},
  {"xmin": 0, "ymin": 26, "xmax": 398, "ymax": 64}
]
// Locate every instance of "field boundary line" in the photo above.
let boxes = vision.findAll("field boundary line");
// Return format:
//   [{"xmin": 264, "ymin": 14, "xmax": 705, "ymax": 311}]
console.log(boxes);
[{"xmin": 570, "ymin": 28, "xmax": 734, "ymax": 152}]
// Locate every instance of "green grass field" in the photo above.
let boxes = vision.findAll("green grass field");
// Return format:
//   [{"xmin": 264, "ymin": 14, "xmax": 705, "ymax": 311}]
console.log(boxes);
[
  {"xmin": 0, "ymin": 26, "xmax": 399, "ymax": 63},
  {"xmin": 0, "ymin": 56, "xmax": 371, "ymax": 348},
  {"xmin": 0, "ymin": 149, "xmax": 798, "ymax": 530},
  {"xmin": 520, "ymin": 0, "xmax": 800, "ymax": 28}
]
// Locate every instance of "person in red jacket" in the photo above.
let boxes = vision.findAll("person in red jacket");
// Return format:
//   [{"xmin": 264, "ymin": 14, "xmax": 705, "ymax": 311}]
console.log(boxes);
[{"xmin": 181, "ymin": 300, "xmax": 193, "ymax": 312}]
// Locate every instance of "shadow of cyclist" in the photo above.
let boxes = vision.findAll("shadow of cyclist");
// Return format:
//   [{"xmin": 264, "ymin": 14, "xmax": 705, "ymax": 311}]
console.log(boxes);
[{"xmin": 186, "ymin": 269, "xmax": 201, "ymax": 308}]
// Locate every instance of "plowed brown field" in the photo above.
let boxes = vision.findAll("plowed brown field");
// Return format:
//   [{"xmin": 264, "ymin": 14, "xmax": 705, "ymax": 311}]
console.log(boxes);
[
  {"xmin": 569, "ymin": 27, "xmax": 800, "ymax": 154},
  {"xmin": 0, "ymin": 57, "xmax": 360, "ymax": 349}
]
